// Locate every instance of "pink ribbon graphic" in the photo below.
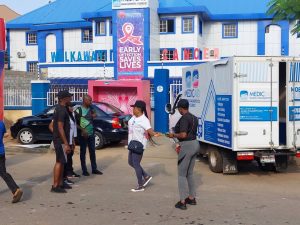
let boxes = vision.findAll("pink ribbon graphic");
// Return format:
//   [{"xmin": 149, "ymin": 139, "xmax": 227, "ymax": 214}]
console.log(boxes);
[{"xmin": 119, "ymin": 23, "xmax": 143, "ymax": 46}]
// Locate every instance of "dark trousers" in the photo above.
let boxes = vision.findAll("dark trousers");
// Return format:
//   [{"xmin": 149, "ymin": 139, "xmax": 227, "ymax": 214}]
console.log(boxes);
[
  {"xmin": 78, "ymin": 135, "xmax": 97, "ymax": 172},
  {"xmin": 128, "ymin": 151, "xmax": 149, "ymax": 186},
  {"xmin": 0, "ymin": 155, "xmax": 19, "ymax": 194},
  {"xmin": 64, "ymin": 150, "xmax": 74, "ymax": 177}
]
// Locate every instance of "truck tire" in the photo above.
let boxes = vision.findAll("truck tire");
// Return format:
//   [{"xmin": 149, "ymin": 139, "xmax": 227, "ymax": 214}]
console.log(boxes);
[{"xmin": 208, "ymin": 148, "xmax": 223, "ymax": 173}]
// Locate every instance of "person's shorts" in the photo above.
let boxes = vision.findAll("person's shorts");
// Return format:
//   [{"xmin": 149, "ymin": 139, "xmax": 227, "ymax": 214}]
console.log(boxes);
[{"xmin": 53, "ymin": 141, "xmax": 67, "ymax": 164}]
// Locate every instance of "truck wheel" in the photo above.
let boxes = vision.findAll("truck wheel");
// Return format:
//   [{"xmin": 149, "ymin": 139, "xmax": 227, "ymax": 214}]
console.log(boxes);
[
  {"xmin": 208, "ymin": 148, "xmax": 223, "ymax": 173},
  {"xmin": 95, "ymin": 132, "xmax": 105, "ymax": 150}
]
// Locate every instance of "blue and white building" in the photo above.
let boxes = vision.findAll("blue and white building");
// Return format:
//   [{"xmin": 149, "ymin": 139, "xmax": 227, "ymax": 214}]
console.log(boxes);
[{"xmin": 6, "ymin": 0, "xmax": 300, "ymax": 81}]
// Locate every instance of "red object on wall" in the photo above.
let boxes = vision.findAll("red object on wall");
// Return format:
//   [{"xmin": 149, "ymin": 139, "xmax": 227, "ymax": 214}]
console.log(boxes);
[
  {"xmin": 0, "ymin": 18, "xmax": 5, "ymax": 121},
  {"xmin": 88, "ymin": 80, "xmax": 151, "ymax": 117}
]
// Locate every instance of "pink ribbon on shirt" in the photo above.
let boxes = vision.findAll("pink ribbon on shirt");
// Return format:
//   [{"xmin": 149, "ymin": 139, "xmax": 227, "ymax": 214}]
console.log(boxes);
[{"xmin": 119, "ymin": 23, "xmax": 143, "ymax": 46}]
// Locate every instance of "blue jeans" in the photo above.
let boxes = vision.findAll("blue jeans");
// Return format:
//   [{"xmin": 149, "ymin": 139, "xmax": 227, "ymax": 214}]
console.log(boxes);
[
  {"xmin": 78, "ymin": 135, "xmax": 97, "ymax": 173},
  {"xmin": 128, "ymin": 151, "xmax": 149, "ymax": 186}
]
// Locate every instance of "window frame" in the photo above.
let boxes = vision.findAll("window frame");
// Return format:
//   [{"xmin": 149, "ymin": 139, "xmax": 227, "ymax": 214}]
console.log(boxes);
[
  {"xmin": 26, "ymin": 32, "xmax": 38, "ymax": 45},
  {"xmin": 160, "ymin": 48, "xmax": 176, "ymax": 61},
  {"xmin": 222, "ymin": 22, "xmax": 238, "ymax": 39},
  {"xmin": 95, "ymin": 50, "xmax": 107, "ymax": 62},
  {"xmin": 110, "ymin": 49, "xmax": 114, "ymax": 61},
  {"xmin": 199, "ymin": 19, "xmax": 203, "ymax": 36},
  {"xmin": 81, "ymin": 28, "xmax": 93, "ymax": 43},
  {"xmin": 181, "ymin": 48, "xmax": 194, "ymax": 60},
  {"xmin": 159, "ymin": 18, "xmax": 176, "ymax": 34},
  {"xmin": 26, "ymin": 61, "xmax": 38, "ymax": 73},
  {"xmin": 95, "ymin": 20, "xmax": 107, "ymax": 36},
  {"xmin": 182, "ymin": 17, "xmax": 194, "ymax": 34}
]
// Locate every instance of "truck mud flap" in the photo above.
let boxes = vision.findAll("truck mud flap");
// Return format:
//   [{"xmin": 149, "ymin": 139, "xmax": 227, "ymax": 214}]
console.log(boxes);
[{"xmin": 222, "ymin": 151, "xmax": 238, "ymax": 174}]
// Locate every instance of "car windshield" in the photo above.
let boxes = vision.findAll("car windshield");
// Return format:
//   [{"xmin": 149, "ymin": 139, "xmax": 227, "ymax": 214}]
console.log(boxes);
[{"xmin": 95, "ymin": 103, "xmax": 123, "ymax": 115}]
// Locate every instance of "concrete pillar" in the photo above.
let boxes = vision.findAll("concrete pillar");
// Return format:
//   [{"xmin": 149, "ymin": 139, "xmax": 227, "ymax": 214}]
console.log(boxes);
[{"xmin": 31, "ymin": 80, "xmax": 50, "ymax": 115}]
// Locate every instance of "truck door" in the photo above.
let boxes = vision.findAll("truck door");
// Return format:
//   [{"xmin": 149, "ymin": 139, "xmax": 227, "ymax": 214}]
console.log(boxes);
[
  {"xmin": 287, "ymin": 61, "xmax": 300, "ymax": 149},
  {"xmin": 236, "ymin": 60, "xmax": 279, "ymax": 149}
]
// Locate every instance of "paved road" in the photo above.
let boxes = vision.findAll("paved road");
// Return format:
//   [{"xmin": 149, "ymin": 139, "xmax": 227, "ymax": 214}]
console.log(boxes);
[{"xmin": 0, "ymin": 138, "xmax": 300, "ymax": 225}]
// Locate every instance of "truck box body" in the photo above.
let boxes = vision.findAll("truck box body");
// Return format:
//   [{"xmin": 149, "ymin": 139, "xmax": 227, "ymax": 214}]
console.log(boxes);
[{"xmin": 182, "ymin": 56, "xmax": 300, "ymax": 152}]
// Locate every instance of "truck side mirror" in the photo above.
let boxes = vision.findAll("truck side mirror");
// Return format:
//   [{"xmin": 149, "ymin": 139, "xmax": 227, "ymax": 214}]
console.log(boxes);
[{"xmin": 165, "ymin": 103, "xmax": 172, "ymax": 113}]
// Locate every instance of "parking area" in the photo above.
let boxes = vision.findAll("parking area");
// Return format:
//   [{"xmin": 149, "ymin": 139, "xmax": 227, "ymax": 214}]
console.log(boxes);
[{"xmin": 0, "ymin": 137, "xmax": 300, "ymax": 225}]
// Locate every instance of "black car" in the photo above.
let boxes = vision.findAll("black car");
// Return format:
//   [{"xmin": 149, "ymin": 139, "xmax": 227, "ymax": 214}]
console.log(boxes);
[{"xmin": 10, "ymin": 102, "xmax": 131, "ymax": 149}]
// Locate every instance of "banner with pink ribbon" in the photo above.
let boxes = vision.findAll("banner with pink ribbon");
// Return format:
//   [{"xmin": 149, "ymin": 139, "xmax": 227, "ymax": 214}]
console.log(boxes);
[{"xmin": 117, "ymin": 9, "xmax": 144, "ymax": 79}]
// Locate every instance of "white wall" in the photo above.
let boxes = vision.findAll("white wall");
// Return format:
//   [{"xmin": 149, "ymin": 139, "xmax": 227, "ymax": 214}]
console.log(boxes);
[
  {"xmin": 289, "ymin": 20, "xmax": 300, "ymax": 57},
  {"xmin": 46, "ymin": 34, "xmax": 56, "ymax": 63},
  {"xmin": 46, "ymin": 65, "xmax": 114, "ymax": 79},
  {"xmin": 9, "ymin": 30, "xmax": 38, "ymax": 71},
  {"xmin": 204, "ymin": 21, "xmax": 258, "ymax": 57},
  {"xmin": 149, "ymin": 0, "xmax": 160, "ymax": 61},
  {"xmin": 159, "ymin": 14, "xmax": 203, "ymax": 58}
]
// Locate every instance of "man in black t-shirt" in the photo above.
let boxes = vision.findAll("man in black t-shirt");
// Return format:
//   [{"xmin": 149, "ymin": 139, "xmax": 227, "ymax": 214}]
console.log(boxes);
[{"xmin": 51, "ymin": 90, "xmax": 73, "ymax": 193}]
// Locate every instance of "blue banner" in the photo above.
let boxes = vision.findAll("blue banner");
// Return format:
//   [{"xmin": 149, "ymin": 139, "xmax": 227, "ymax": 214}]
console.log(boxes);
[
  {"xmin": 289, "ymin": 106, "xmax": 300, "ymax": 121},
  {"xmin": 204, "ymin": 95, "xmax": 232, "ymax": 148},
  {"xmin": 240, "ymin": 107, "xmax": 278, "ymax": 122}
]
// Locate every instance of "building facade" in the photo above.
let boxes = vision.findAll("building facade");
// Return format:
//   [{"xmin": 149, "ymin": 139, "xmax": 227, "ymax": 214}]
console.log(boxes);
[{"xmin": 6, "ymin": 0, "xmax": 300, "ymax": 82}]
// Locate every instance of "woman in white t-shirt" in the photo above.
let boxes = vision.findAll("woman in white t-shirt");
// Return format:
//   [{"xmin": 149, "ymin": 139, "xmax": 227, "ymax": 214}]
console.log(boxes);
[{"xmin": 128, "ymin": 100, "xmax": 161, "ymax": 192}]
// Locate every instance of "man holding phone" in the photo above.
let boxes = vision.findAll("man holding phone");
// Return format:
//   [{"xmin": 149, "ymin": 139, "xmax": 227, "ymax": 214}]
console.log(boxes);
[
  {"xmin": 75, "ymin": 95, "xmax": 103, "ymax": 176},
  {"xmin": 51, "ymin": 90, "xmax": 73, "ymax": 193}
]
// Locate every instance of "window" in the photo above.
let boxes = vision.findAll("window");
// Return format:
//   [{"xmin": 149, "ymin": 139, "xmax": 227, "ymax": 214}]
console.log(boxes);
[
  {"xmin": 222, "ymin": 23, "xmax": 238, "ymax": 38},
  {"xmin": 27, "ymin": 62, "xmax": 38, "ymax": 73},
  {"xmin": 96, "ymin": 50, "xmax": 107, "ymax": 62},
  {"xmin": 160, "ymin": 49, "xmax": 176, "ymax": 60},
  {"xmin": 26, "ymin": 32, "xmax": 37, "ymax": 45},
  {"xmin": 199, "ymin": 19, "xmax": 203, "ymax": 35},
  {"xmin": 95, "ymin": 21, "xmax": 106, "ymax": 36},
  {"xmin": 182, "ymin": 17, "xmax": 194, "ymax": 33},
  {"xmin": 82, "ymin": 28, "xmax": 93, "ymax": 43},
  {"xmin": 160, "ymin": 18, "xmax": 175, "ymax": 33},
  {"xmin": 182, "ymin": 48, "xmax": 194, "ymax": 60}
]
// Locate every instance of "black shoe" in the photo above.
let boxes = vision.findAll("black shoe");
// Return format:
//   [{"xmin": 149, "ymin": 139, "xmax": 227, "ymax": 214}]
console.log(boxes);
[
  {"xmin": 82, "ymin": 171, "xmax": 90, "ymax": 176},
  {"xmin": 175, "ymin": 201, "xmax": 187, "ymax": 210},
  {"xmin": 72, "ymin": 172, "xmax": 81, "ymax": 178},
  {"xmin": 61, "ymin": 182, "xmax": 72, "ymax": 189},
  {"xmin": 67, "ymin": 172, "xmax": 81, "ymax": 179},
  {"xmin": 92, "ymin": 170, "xmax": 103, "ymax": 175},
  {"xmin": 185, "ymin": 197, "xmax": 197, "ymax": 205},
  {"xmin": 64, "ymin": 178, "xmax": 74, "ymax": 185},
  {"xmin": 51, "ymin": 186, "xmax": 67, "ymax": 193}
]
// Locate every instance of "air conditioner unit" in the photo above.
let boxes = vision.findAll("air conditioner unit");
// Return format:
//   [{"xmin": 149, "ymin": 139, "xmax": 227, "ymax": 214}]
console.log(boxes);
[{"xmin": 17, "ymin": 51, "xmax": 26, "ymax": 58}]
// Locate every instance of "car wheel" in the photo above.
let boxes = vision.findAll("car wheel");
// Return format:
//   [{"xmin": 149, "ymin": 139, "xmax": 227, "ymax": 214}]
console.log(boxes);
[
  {"xmin": 17, "ymin": 128, "xmax": 35, "ymax": 145},
  {"xmin": 95, "ymin": 132, "xmax": 105, "ymax": 150}
]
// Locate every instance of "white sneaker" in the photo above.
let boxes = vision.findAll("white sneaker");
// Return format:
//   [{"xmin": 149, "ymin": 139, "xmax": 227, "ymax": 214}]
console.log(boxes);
[{"xmin": 131, "ymin": 186, "xmax": 145, "ymax": 192}]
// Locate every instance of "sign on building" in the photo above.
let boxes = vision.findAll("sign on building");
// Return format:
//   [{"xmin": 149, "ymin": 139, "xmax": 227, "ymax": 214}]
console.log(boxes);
[
  {"xmin": 112, "ymin": 0, "xmax": 148, "ymax": 9},
  {"xmin": 117, "ymin": 9, "xmax": 144, "ymax": 79}
]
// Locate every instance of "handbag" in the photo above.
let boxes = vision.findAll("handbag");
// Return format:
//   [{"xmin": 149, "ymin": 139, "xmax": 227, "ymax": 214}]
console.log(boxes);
[{"xmin": 128, "ymin": 140, "xmax": 144, "ymax": 155}]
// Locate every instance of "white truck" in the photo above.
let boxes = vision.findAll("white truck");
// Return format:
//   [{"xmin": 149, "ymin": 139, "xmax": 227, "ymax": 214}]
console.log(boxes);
[{"xmin": 166, "ymin": 56, "xmax": 300, "ymax": 174}]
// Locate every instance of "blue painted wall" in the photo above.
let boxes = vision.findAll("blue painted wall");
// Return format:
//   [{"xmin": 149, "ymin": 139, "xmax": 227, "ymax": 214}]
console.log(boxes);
[
  {"xmin": 38, "ymin": 29, "xmax": 64, "ymax": 63},
  {"xmin": 257, "ymin": 20, "xmax": 289, "ymax": 56}
]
